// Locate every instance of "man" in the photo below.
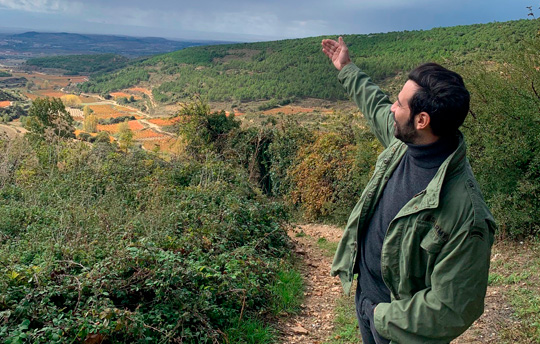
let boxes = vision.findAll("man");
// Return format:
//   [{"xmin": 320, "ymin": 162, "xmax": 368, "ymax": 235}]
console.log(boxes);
[{"xmin": 322, "ymin": 37, "xmax": 496, "ymax": 344}]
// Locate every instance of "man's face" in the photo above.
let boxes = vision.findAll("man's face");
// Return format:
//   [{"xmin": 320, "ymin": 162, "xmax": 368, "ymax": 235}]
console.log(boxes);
[{"xmin": 391, "ymin": 80, "xmax": 420, "ymax": 144}]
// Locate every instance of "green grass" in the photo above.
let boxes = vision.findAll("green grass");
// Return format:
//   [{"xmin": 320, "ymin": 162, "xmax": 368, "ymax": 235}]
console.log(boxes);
[
  {"xmin": 269, "ymin": 269, "xmax": 305, "ymax": 315},
  {"xmin": 501, "ymin": 288, "xmax": 540, "ymax": 343},
  {"xmin": 493, "ymin": 242, "xmax": 540, "ymax": 343},
  {"xmin": 224, "ymin": 317, "xmax": 276, "ymax": 344},
  {"xmin": 295, "ymin": 230, "xmax": 306, "ymax": 237},
  {"xmin": 324, "ymin": 285, "xmax": 361, "ymax": 344},
  {"xmin": 316, "ymin": 237, "xmax": 339, "ymax": 257},
  {"xmin": 488, "ymin": 271, "xmax": 533, "ymax": 286}
]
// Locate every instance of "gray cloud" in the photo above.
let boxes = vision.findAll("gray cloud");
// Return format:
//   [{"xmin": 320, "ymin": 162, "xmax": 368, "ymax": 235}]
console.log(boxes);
[
  {"xmin": 0, "ymin": 0, "xmax": 530, "ymax": 41},
  {"xmin": 0, "ymin": 0, "xmax": 83, "ymax": 13}
]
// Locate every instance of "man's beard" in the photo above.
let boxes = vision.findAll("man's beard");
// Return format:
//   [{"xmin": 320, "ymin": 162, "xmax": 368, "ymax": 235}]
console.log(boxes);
[{"xmin": 394, "ymin": 114, "xmax": 418, "ymax": 144}]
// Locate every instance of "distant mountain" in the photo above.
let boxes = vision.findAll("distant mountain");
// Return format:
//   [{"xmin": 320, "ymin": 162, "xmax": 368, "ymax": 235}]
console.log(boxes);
[{"xmin": 0, "ymin": 31, "xmax": 235, "ymax": 58}]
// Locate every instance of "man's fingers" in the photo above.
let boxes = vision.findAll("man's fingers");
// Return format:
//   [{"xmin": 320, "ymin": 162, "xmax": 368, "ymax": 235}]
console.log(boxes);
[{"xmin": 338, "ymin": 36, "xmax": 347, "ymax": 51}]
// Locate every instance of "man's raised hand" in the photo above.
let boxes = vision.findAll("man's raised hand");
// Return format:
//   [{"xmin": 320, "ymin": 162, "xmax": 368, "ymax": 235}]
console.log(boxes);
[{"xmin": 321, "ymin": 36, "xmax": 351, "ymax": 71}]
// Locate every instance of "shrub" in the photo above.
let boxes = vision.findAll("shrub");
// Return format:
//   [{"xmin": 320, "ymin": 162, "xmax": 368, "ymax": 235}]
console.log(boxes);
[
  {"xmin": 287, "ymin": 114, "xmax": 380, "ymax": 222},
  {"xmin": 0, "ymin": 138, "xmax": 292, "ymax": 343},
  {"xmin": 460, "ymin": 31, "xmax": 540, "ymax": 239}
]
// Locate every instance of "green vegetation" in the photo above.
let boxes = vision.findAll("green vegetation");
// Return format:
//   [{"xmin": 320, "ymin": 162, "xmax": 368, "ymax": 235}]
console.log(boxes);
[
  {"xmin": 98, "ymin": 115, "xmax": 136, "ymax": 125},
  {"xmin": 488, "ymin": 242, "xmax": 540, "ymax": 343},
  {"xmin": 78, "ymin": 20, "xmax": 537, "ymax": 103},
  {"xmin": 0, "ymin": 89, "xmax": 25, "ymax": 102},
  {"xmin": 506, "ymin": 288, "xmax": 540, "ymax": 343},
  {"xmin": 24, "ymin": 97, "xmax": 75, "ymax": 139},
  {"xmin": 316, "ymin": 238, "xmax": 339, "ymax": 258},
  {"xmin": 0, "ymin": 98, "xmax": 297, "ymax": 343},
  {"xmin": 324, "ymin": 292, "xmax": 360, "ymax": 344},
  {"xmin": 0, "ymin": 99, "xmax": 30, "ymax": 122},
  {"xmin": 269, "ymin": 269, "xmax": 304, "ymax": 315},
  {"xmin": 459, "ymin": 25, "xmax": 540, "ymax": 239},
  {"xmin": 25, "ymin": 54, "xmax": 130, "ymax": 75},
  {"xmin": 0, "ymin": 142, "xmax": 292, "ymax": 343},
  {"xmin": 79, "ymin": 67, "xmax": 150, "ymax": 94},
  {"xmin": 0, "ymin": 70, "xmax": 12, "ymax": 77}
]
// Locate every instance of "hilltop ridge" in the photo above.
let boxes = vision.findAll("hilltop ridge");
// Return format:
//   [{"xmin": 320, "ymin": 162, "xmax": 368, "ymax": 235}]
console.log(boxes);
[{"xmin": 75, "ymin": 19, "xmax": 538, "ymax": 104}]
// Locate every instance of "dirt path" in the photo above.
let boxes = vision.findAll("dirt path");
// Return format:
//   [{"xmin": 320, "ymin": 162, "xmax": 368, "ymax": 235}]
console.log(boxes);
[
  {"xmin": 279, "ymin": 224, "xmax": 519, "ymax": 344},
  {"xmin": 278, "ymin": 224, "xmax": 344, "ymax": 344}
]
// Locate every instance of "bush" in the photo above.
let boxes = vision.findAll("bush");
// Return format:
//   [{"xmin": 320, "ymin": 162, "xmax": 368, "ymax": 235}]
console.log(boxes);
[
  {"xmin": 460, "ymin": 31, "xmax": 540, "ymax": 239},
  {"xmin": 0, "ymin": 138, "xmax": 292, "ymax": 343},
  {"xmin": 287, "ymin": 114, "xmax": 380, "ymax": 222}
]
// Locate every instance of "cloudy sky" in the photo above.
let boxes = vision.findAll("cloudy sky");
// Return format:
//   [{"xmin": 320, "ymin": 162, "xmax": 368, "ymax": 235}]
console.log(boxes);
[{"xmin": 0, "ymin": 0, "xmax": 533, "ymax": 41}]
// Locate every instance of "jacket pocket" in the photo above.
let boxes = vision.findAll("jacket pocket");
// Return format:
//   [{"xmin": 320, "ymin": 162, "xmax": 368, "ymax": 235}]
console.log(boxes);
[{"xmin": 420, "ymin": 225, "xmax": 449, "ymax": 254}]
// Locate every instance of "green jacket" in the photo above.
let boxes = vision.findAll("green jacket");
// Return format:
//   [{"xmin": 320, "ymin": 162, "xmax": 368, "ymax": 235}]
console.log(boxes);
[{"xmin": 331, "ymin": 64, "xmax": 496, "ymax": 343}]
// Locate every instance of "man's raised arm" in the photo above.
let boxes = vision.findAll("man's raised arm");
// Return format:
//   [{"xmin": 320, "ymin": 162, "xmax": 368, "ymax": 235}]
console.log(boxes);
[{"xmin": 322, "ymin": 37, "xmax": 396, "ymax": 148}]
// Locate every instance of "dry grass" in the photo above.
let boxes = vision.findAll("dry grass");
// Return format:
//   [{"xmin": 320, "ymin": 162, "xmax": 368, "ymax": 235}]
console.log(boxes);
[
  {"xmin": 129, "ymin": 87, "xmax": 152, "ymax": 96},
  {"xmin": 133, "ymin": 129, "xmax": 168, "ymax": 140},
  {"xmin": 23, "ymin": 92, "xmax": 38, "ymax": 100},
  {"xmin": 110, "ymin": 92, "xmax": 142, "ymax": 100},
  {"xmin": 37, "ymin": 90, "xmax": 66, "ymax": 98},
  {"xmin": 0, "ymin": 101, "xmax": 11, "ymax": 108},
  {"xmin": 141, "ymin": 137, "xmax": 179, "ymax": 152}
]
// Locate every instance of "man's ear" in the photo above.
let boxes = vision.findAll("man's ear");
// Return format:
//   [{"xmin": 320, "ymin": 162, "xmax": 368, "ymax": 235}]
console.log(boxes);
[{"xmin": 415, "ymin": 112, "xmax": 431, "ymax": 130}]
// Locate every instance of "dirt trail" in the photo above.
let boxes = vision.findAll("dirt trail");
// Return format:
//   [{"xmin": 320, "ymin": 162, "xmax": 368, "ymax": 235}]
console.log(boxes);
[
  {"xmin": 278, "ymin": 224, "xmax": 344, "ymax": 343},
  {"xmin": 280, "ymin": 224, "xmax": 517, "ymax": 344}
]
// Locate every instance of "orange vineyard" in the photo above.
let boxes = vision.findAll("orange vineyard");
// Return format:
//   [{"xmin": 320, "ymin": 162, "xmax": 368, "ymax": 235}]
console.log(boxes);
[
  {"xmin": 147, "ymin": 117, "xmax": 181, "ymax": 126},
  {"xmin": 97, "ymin": 120, "xmax": 144, "ymax": 133}
]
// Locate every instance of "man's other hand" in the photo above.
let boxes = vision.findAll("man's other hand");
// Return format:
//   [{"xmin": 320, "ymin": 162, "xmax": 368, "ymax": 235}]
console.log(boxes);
[{"xmin": 321, "ymin": 36, "xmax": 351, "ymax": 71}]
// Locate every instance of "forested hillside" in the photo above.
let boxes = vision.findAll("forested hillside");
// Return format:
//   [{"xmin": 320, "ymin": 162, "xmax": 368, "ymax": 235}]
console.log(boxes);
[
  {"xmin": 24, "ymin": 54, "xmax": 130, "ymax": 75},
  {"xmin": 77, "ymin": 19, "xmax": 537, "ymax": 103}
]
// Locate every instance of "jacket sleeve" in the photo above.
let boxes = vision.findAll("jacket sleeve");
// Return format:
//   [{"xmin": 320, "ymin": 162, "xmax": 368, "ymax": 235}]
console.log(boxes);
[
  {"xmin": 373, "ymin": 220, "xmax": 495, "ymax": 344},
  {"xmin": 338, "ymin": 63, "xmax": 395, "ymax": 148}
]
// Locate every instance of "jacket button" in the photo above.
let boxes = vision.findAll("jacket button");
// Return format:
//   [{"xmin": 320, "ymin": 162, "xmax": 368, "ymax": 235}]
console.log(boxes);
[{"xmin": 383, "ymin": 158, "xmax": 389, "ymax": 164}]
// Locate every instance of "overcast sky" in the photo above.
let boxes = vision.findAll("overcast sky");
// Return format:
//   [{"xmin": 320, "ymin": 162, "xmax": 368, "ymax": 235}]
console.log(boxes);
[{"xmin": 0, "ymin": 0, "xmax": 534, "ymax": 41}]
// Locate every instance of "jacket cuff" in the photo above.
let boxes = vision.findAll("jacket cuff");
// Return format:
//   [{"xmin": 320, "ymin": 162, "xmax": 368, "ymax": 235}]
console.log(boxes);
[
  {"xmin": 374, "ymin": 302, "xmax": 392, "ymax": 340},
  {"xmin": 338, "ymin": 63, "xmax": 360, "ymax": 82}
]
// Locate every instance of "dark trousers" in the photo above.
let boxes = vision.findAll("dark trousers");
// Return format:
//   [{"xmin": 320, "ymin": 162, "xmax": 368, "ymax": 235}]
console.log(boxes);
[{"xmin": 355, "ymin": 285, "xmax": 391, "ymax": 344}]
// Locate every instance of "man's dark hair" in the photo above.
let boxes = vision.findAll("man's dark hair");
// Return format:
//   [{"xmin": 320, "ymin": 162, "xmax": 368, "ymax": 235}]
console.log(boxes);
[{"xmin": 408, "ymin": 63, "xmax": 470, "ymax": 137}]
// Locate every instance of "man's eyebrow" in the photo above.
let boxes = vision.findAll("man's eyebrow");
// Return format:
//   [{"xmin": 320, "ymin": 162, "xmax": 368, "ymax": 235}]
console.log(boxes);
[{"xmin": 397, "ymin": 97, "xmax": 402, "ymax": 106}]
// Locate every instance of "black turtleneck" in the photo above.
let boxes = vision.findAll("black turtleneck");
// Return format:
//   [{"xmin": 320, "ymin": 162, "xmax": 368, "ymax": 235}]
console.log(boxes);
[{"xmin": 357, "ymin": 134, "xmax": 459, "ymax": 305}]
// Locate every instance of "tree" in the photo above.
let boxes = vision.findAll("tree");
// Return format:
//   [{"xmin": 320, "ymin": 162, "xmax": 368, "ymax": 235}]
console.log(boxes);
[
  {"xmin": 94, "ymin": 131, "xmax": 111, "ymax": 143},
  {"xmin": 118, "ymin": 120, "xmax": 133, "ymax": 152},
  {"xmin": 83, "ymin": 105, "xmax": 93, "ymax": 117},
  {"xmin": 25, "ymin": 97, "xmax": 75, "ymax": 139},
  {"xmin": 83, "ymin": 114, "xmax": 98, "ymax": 133},
  {"xmin": 60, "ymin": 94, "xmax": 81, "ymax": 107},
  {"xmin": 178, "ymin": 96, "xmax": 240, "ymax": 157},
  {"xmin": 40, "ymin": 80, "xmax": 50, "ymax": 90}
]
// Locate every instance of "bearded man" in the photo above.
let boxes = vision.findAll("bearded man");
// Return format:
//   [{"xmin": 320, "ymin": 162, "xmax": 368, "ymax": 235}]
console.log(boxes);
[{"xmin": 322, "ymin": 37, "xmax": 496, "ymax": 344}]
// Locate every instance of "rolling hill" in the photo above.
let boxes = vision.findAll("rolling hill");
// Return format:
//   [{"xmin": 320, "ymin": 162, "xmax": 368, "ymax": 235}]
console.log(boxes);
[{"xmin": 76, "ymin": 19, "xmax": 538, "ymax": 103}]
